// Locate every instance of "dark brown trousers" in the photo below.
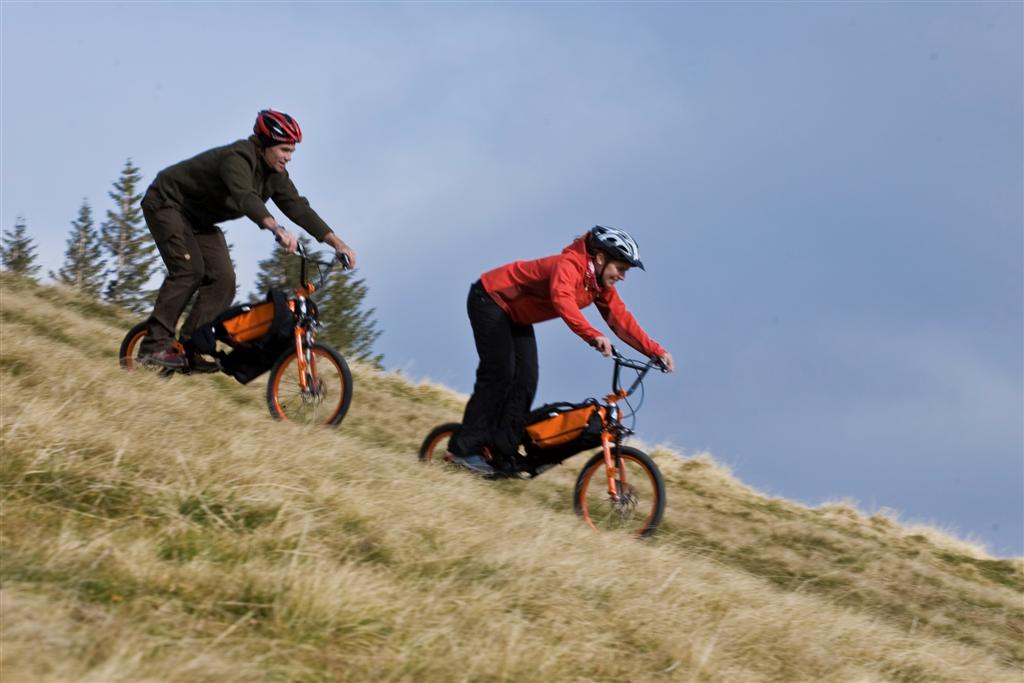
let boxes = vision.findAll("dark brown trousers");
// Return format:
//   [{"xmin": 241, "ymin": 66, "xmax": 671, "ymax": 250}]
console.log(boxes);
[{"xmin": 141, "ymin": 186, "xmax": 236, "ymax": 349}]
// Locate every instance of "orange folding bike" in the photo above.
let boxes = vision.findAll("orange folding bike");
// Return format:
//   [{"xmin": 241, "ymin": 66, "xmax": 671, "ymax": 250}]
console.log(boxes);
[
  {"xmin": 119, "ymin": 245, "xmax": 354, "ymax": 427},
  {"xmin": 419, "ymin": 346, "xmax": 668, "ymax": 537}
]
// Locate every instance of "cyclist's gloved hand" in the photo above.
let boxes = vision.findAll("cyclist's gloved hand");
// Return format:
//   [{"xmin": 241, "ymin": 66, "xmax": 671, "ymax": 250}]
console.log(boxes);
[
  {"xmin": 591, "ymin": 336, "xmax": 613, "ymax": 357},
  {"xmin": 324, "ymin": 232, "xmax": 357, "ymax": 269},
  {"xmin": 271, "ymin": 225, "xmax": 299, "ymax": 253},
  {"xmin": 335, "ymin": 246, "xmax": 356, "ymax": 269},
  {"xmin": 655, "ymin": 351, "xmax": 674, "ymax": 373}
]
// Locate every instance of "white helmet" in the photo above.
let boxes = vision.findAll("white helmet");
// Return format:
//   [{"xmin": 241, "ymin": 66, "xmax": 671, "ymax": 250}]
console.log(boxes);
[{"xmin": 589, "ymin": 225, "xmax": 644, "ymax": 270}]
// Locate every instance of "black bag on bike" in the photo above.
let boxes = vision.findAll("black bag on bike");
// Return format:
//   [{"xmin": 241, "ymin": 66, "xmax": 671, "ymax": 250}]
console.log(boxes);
[
  {"xmin": 523, "ymin": 399, "xmax": 603, "ymax": 462},
  {"xmin": 189, "ymin": 288, "xmax": 294, "ymax": 384}
]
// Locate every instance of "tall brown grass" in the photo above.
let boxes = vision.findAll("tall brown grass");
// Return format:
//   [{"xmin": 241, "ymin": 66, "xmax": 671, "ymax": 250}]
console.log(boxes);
[{"xmin": 2, "ymin": 273, "xmax": 1021, "ymax": 682}]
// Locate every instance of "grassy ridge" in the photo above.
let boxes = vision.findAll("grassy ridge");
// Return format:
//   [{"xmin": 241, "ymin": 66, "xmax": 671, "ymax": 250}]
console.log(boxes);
[{"xmin": 1, "ymin": 273, "xmax": 1021, "ymax": 682}]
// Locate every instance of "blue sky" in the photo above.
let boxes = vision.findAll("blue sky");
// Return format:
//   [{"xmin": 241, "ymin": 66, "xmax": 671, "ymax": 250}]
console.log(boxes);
[{"xmin": 3, "ymin": 1, "xmax": 1021, "ymax": 555}]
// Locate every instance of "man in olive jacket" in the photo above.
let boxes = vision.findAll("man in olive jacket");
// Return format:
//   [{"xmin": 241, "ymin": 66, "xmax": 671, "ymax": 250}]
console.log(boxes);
[{"xmin": 138, "ymin": 109, "xmax": 356, "ymax": 369}]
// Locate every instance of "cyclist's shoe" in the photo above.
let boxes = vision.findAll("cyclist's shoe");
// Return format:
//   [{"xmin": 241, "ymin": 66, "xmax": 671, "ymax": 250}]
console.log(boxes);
[
  {"xmin": 446, "ymin": 453, "xmax": 496, "ymax": 476},
  {"xmin": 186, "ymin": 351, "xmax": 221, "ymax": 374},
  {"xmin": 139, "ymin": 346, "xmax": 186, "ymax": 370},
  {"xmin": 486, "ymin": 455, "xmax": 519, "ymax": 479}
]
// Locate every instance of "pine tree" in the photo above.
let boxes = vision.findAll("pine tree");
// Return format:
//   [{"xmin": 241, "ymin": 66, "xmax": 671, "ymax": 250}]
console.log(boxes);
[
  {"xmin": 102, "ymin": 159, "xmax": 158, "ymax": 313},
  {"xmin": 1, "ymin": 215, "xmax": 41, "ymax": 280},
  {"xmin": 252, "ymin": 237, "xmax": 383, "ymax": 366},
  {"xmin": 251, "ymin": 235, "xmax": 312, "ymax": 298},
  {"xmin": 317, "ymin": 267, "xmax": 383, "ymax": 367},
  {"xmin": 51, "ymin": 199, "xmax": 106, "ymax": 297}
]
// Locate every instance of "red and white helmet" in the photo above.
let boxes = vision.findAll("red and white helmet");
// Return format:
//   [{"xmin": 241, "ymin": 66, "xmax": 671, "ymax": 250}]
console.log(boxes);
[{"xmin": 254, "ymin": 109, "xmax": 303, "ymax": 145}]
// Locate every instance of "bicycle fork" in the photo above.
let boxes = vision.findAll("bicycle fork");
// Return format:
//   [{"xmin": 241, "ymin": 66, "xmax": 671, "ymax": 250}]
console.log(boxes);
[
  {"xmin": 601, "ymin": 433, "xmax": 627, "ymax": 501},
  {"xmin": 292, "ymin": 326, "xmax": 319, "ymax": 395},
  {"xmin": 599, "ymin": 397, "xmax": 632, "ymax": 501}
]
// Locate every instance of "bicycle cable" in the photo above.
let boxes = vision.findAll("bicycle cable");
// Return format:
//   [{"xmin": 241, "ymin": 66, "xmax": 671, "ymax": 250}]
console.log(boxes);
[
  {"xmin": 310, "ymin": 252, "xmax": 336, "ymax": 290},
  {"xmin": 619, "ymin": 367, "xmax": 646, "ymax": 433}
]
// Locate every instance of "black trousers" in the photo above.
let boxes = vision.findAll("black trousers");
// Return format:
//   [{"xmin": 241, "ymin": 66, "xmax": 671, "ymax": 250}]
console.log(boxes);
[
  {"xmin": 450, "ymin": 281, "xmax": 538, "ymax": 463},
  {"xmin": 141, "ymin": 185, "xmax": 236, "ymax": 350}
]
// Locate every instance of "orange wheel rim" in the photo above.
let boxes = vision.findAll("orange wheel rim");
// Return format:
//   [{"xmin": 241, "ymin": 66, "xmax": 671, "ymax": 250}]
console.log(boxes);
[
  {"xmin": 423, "ymin": 431, "xmax": 455, "ymax": 464},
  {"xmin": 578, "ymin": 464, "xmax": 598, "ymax": 531},
  {"xmin": 121, "ymin": 330, "xmax": 147, "ymax": 370}
]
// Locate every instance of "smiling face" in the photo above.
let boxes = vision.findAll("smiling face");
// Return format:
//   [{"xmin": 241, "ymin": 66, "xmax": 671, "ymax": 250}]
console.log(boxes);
[
  {"xmin": 261, "ymin": 143, "xmax": 295, "ymax": 173},
  {"xmin": 594, "ymin": 251, "xmax": 632, "ymax": 288}
]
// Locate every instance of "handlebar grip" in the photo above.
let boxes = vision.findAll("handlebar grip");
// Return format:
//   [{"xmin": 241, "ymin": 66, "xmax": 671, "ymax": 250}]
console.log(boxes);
[
  {"xmin": 273, "ymin": 233, "xmax": 304, "ymax": 256},
  {"xmin": 588, "ymin": 339, "xmax": 618, "ymax": 354}
]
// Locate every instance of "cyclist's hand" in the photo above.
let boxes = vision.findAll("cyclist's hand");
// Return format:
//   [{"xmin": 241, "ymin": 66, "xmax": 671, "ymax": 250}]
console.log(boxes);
[
  {"xmin": 335, "ymin": 245, "xmax": 356, "ymax": 269},
  {"xmin": 592, "ymin": 336, "xmax": 613, "ymax": 357},
  {"xmin": 656, "ymin": 351, "xmax": 675, "ymax": 373},
  {"xmin": 325, "ymin": 232, "xmax": 357, "ymax": 268},
  {"xmin": 274, "ymin": 227, "xmax": 299, "ymax": 253}
]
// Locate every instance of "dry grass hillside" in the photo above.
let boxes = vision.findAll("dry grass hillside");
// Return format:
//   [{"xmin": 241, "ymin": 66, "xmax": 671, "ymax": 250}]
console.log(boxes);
[{"xmin": 2, "ymin": 273, "xmax": 1022, "ymax": 683}]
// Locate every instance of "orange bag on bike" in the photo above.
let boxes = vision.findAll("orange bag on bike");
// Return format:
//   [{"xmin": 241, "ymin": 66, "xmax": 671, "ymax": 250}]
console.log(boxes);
[
  {"xmin": 191, "ymin": 289, "xmax": 293, "ymax": 353},
  {"xmin": 189, "ymin": 289, "xmax": 294, "ymax": 384},
  {"xmin": 526, "ymin": 401, "xmax": 602, "ymax": 449},
  {"xmin": 220, "ymin": 301, "xmax": 276, "ymax": 344}
]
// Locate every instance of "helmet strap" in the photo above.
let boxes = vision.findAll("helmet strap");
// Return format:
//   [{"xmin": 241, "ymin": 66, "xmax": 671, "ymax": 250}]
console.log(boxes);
[{"xmin": 591, "ymin": 255, "xmax": 608, "ymax": 290}]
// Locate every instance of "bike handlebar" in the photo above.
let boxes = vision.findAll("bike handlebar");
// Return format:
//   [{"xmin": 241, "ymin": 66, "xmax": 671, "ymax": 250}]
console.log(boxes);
[
  {"xmin": 274, "ymin": 238, "xmax": 351, "ymax": 292},
  {"xmin": 275, "ymin": 236, "xmax": 350, "ymax": 266},
  {"xmin": 611, "ymin": 345, "xmax": 664, "ymax": 371},
  {"xmin": 589, "ymin": 342, "xmax": 667, "ymax": 397}
]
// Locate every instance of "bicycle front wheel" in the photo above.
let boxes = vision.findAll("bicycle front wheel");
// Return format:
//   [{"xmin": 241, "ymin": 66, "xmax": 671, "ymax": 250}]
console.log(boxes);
[
  {"xmin": 573, "ymin": 445, "xmax": 666, "ymax": 537},
  {"xmin": 266, "ymin": 342, "xmax": 353, "ymax": 427}
]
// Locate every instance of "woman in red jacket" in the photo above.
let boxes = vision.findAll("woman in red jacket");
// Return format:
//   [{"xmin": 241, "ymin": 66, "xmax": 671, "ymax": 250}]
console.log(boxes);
[{"xmin": 448, "ymin": 225, "xmax": 674, "ymax": 475}]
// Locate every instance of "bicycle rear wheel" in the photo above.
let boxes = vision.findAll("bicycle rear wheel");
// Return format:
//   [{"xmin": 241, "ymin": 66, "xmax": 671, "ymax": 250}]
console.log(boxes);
[
  {"xmin": 119, "ymin": 322, "xmax": 149, "ymax": 370},
  {"xmin": 266, "ymin": 342, "xmax": 353, "ymax": 427},
  {"xmin": 573, "ymin": 445, "xmax": 666, "ymax": 537},
  {"xmin": 418, "ymin": 423, "xmax": 462, "ymax": 463}
]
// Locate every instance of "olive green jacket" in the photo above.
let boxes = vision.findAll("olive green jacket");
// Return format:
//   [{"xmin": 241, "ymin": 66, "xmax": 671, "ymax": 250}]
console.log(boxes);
[{"xmin": 151, "ymin": 136, "xmax": 331, "ymax": 241}]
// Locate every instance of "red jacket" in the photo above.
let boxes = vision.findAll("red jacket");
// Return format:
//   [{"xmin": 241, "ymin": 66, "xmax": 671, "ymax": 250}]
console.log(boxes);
[{"xmin": 480, "ymin": 236, "xmax": 666, "ymax": 358}]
